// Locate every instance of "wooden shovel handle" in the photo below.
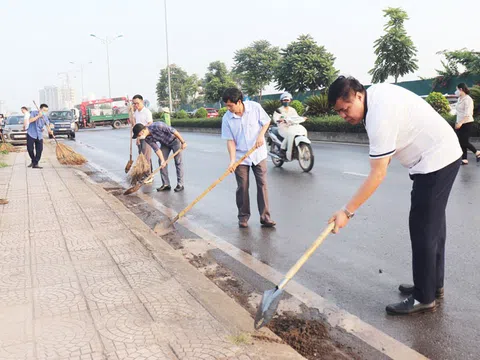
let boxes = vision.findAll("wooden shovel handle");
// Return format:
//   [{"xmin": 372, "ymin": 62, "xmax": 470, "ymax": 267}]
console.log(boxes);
[
  {"xmin": 143, "ymin": 148, "xmax": 183, "ymax": 182},
  {"xmin": 277, "ymin": 222, "xmax": 335, "ymax": 290},
  {"xmin": 172, "ymin": 145, "xmax": 259, "ymax": 223}
]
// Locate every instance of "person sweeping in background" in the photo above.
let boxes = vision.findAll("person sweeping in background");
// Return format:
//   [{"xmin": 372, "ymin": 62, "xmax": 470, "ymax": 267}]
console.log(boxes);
[{"xmin": 131, "ymin": 94, "xmax": 154, "ymax": 183}]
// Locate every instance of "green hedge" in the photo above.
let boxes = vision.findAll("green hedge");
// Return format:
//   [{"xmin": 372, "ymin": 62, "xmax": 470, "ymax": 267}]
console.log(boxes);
[{"xmin": 171, "ymin": 114, "xmax": 480, "ymax": 136}]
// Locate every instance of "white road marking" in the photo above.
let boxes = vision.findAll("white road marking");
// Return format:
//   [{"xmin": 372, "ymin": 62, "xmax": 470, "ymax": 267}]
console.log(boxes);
[{"xmin": 343, "ymin": 171, "xmax": 368, "ymax": 177}]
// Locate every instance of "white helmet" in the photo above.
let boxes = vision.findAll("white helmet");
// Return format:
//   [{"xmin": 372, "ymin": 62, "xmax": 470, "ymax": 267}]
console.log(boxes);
[{"xmin": 280, "ymin": 92, "xmax": 292, "ymax": 101}]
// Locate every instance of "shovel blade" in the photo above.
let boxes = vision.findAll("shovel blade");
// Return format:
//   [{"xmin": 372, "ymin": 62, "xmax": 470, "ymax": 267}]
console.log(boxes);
[
  {"xmin": 154, "ymin": 219, "xmax": 175, "ymax": 236},
  {"xmin": 123, "ymin": 182, "xmax": 142, "ymax": 195},
  {"xmin": 125, "ymin": 159, "xmax": 133, "ymax": 174},
  {"xmin": 254, "ymin": 286, "xmax": 284, "ymax": 330}
]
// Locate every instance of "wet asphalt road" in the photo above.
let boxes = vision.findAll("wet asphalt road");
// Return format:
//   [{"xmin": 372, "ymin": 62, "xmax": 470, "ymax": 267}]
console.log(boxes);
[{"xmin": 67, "ymin": 127, "xmax": 480, "ymax": 359}]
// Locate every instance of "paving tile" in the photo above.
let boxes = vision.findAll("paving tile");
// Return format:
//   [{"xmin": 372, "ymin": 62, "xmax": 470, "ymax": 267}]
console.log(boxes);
[
  {"xmin": 0, "ymin": 265, "xmax": 31, "ymax": 291},
  {"xmin": 35, "ymin": 311, "xmax": 103, "ymax": 360},
  {"xmin": 33, "ymin": 282, "xmax": 88, "ymax": 317},
  {"xmin": 83, "ymin": 276, "xmax": 140, "ymax": 311}
]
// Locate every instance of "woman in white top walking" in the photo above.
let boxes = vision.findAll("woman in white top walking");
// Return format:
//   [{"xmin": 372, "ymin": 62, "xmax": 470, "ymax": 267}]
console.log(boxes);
[{"xmin": 454, "ymin": 83, "xmax": 479, "ymax": 164}]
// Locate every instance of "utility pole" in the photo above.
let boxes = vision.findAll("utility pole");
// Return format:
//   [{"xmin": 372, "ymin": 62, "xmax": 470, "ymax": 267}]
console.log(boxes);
[{"xmin": 90, "ymin": 34, "xmax": 123, "ymax": 98}]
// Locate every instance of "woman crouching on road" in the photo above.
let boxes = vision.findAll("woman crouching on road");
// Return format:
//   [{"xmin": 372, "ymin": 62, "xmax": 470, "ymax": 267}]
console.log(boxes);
[{"xmin": 455, "ymin": 83, "xmax": 479, "ymax": 165}]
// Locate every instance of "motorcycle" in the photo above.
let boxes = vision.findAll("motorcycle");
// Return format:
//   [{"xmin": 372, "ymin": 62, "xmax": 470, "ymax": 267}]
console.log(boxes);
[{"xmin": 266, "ymin": 112, "xmax": 314, "ymax": 172}]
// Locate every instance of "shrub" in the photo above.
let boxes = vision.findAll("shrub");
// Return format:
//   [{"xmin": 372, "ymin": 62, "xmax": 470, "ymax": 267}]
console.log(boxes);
[
  {"xmin": 290, "ymin": 100, "xmax": 304, "ymax": 116},
  {"xmin": 470, "ymin": 85, "xmax": 480, "ymax": 117},
  {"xmin": 262, "ymin": 100, "xmax": 281, "ymax": 116},
  {"xmin": 152, "ymin": 111, "xmax": 161, "ymax": 119},
  {"xmin": 425, "ymin": 92, "xmax": 450, "ymax": 116},
  {"xmin": 304, "ymin": 94, "xmax": 332, "ymax": 116},
  {"xmin": 195, "ymin": 107, "xmax": 208, "ymax": 118},
  {"xmin": 217, "ymin": 107, "xmax": 228, "ymax": 118},
  {"xmin": 175, "ymin": 109, "xmax": 188, "ymax": 119},
  {"xmin": 172, "ymin": 118, "xmax": 222, "ymax": 128}
]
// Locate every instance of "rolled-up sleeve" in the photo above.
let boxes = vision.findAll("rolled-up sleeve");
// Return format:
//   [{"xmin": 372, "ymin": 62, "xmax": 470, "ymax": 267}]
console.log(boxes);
[
  {"xmin": 221, "ymin": 116, "xmax": 234, "ymax": 140},
  {"xmin": 258, "ymin": 105, "xmax": 271, "ymax": 126}
]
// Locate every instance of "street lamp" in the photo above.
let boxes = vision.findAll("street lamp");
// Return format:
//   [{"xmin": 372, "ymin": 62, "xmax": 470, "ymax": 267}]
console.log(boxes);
[
  {"xmin": 90, "ymin": 34, "xmax": 123, "ymax": 98},
  {"xmin": 69, "ymin": 61, "xmax": 92, "ymax": 100},
  {"xmin": 164, "ymin": 0, "xmax": 173, "ymax": 113}
]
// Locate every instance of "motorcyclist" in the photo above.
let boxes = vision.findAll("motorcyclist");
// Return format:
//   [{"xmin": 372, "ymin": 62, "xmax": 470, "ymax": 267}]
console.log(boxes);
[{"xmin": 272, "ymin": 92, "xmax": 304, "ymax": 159}]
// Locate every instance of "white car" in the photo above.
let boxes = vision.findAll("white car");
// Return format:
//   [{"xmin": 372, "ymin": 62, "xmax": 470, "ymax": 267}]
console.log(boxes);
[{"xmin": 3, "ymin": 114, "xmax": 27, "ymax": 145}]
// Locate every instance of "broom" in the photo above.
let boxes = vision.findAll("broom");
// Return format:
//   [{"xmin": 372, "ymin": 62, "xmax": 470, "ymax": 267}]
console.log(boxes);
[
  {"xmin": 126, "ymin": 153, "xmax": 151, "ymax": 185},
  {"xmin": 33, "ymin": 101, "xmax": 87, "ymax": 166},
  {"xmin": 0, "ymin": 132, "xmax": 15, "ymax": 153}
]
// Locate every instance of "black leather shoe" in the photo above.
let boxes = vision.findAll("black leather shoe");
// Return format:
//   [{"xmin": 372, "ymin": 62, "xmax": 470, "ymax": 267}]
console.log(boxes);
[
  {"xmin": 399, "ymin": 284, "xmax": 444, "ymax": 299},
  {"xmin": 32, "ymin": 164, "xmax": 43, "ymax": 169},
  {"xmin": 260, "ymin": 220, "xmax": 276, "ymax": 228},
  {"xmin": 174, "ymin": 185, "xmax": 184, "ymax": 192},
  {"xmin": 156, "ymin": 185, "xmax": 171, "ymax": 192},
  {"xmin": 238, "ymin": 221, "xmax": 248, "ymax": 228},
  {"xmin": 386, "ymin": 295, "xmax": 436, "ymax": 315},
  {"xmin": 27, "ymin": 163, "xmax": 33, "ymax": 168}
]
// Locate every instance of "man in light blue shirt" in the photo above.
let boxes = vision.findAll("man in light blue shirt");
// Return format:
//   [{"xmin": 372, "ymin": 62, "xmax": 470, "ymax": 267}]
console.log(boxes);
[
  {"xmin": 221, "ymin": 88, "xmax": 276, "ymax": 228},
  {"xmin": 26, "ymin": 103, "xmax": 53, "ymax": 169}
]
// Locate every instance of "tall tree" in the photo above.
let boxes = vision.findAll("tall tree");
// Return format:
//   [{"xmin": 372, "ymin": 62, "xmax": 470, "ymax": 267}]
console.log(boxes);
[
  {"xmin": 156, "ymin": 64, "xmax": 199, "ymax": 108},
  {"xmin": 369, "ymin": 7, "xmax": 418, "ymax": 83},
  {"xmin": 204, "ymin": 61, "xmax": 236, "ymax": 103},
  {"xmin": 436, "ymin": 49, "xmax": 480, "ymax": 76},
  {"xmin": 274, "ymin": 34, "xmax": 337, "ymax": 94},
  {"xmin": 233, "ymin": 40, "xmax": 280, "ymax": 100}
]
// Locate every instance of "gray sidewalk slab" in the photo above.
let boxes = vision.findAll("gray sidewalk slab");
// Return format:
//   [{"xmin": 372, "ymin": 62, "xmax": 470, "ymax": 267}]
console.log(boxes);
[{"xmin": 0, "ymin": 146, "xmax": 304, "ymax": 360}]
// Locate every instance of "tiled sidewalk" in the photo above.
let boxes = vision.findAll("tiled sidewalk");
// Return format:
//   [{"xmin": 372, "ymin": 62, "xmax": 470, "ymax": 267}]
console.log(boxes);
[{"xmin": 0, "ymin": 147, "xmax": 303, "ymax": 360}]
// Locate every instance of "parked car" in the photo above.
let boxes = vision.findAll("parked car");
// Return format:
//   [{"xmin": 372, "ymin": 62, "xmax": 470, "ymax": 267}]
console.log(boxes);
[
  {"xmin": 205, "ymin": 108, "xmax": 219, "ymax": 118},
  {"xmin": 3, "ymin": 114, "xmax": 28, "ymax": 145},
  {"xmin": 48, "ymin": 110, "xmax": 76, "ymax": 140}
]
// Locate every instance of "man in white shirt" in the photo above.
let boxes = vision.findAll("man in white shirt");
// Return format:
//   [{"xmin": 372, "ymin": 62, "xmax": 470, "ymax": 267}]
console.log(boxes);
[
  {"xmin": 131, "ymin": 94, "xmax": 154, "ymax": 183},
  {"xmin": 327, "ymin": 76, "xmax": 461, "ymax": 316},
  {"xmin": 21, "ymin": 106, "xmax": 30, "ymax": 130},
  {"xmin": 221, "ymin": 87, "xmax": 276, "ymax": 228}
]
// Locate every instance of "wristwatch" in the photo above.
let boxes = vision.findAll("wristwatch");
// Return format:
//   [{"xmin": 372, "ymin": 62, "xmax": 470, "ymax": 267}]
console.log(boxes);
[{"xmin": 342, "ymin": 207, "xmax": 355, "ymax": 219}]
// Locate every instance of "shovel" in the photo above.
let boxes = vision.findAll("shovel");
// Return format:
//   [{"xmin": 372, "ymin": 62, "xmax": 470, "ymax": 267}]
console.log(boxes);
[
  {"xmin": 123, "ymin": 148, "xmax": 183, "ymax": 195},
  {"xmin": 154, "ymin": 144, "xmax": 259, "ymax": 236},
  {"xmin": 254, "ymin": 222, "xmax": 335, "ymax": 329},
  {"xmin": 125, "ymin": 98, "xmax": 134, "ymax": 173}
]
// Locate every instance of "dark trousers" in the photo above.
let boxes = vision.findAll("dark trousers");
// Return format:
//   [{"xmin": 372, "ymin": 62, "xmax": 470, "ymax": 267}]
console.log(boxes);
[
  {"xmin": 159, "ymin": 139, "xmax": 184, "ymax": 186},
  {"xmin": 234, "ymin": 160, "xmax": 272, "ymax": 223},
  {"xmin": 456, "ymin": 122, "xmax": 477, "ymax": 160},
  {"xmin": 409, "ymin": 158, "xmax": 460, "ymax": 303},
  {"xmin": 27, "ymin": 134, "xmax": 43, "ymax": 166}
]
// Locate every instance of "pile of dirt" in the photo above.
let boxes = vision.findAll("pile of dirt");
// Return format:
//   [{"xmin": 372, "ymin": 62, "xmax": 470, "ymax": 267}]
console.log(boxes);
[{"xmin": 268, "ymin": 316, "xmax": 357, "ymax": 360}]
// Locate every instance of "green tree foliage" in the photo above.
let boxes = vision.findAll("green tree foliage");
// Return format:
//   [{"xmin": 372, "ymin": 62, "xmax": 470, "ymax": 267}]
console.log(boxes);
[
  {"xmin": 436, "ymin": 49, "xmax": 480, "ymax": 76},
  {"xmin": 274, "ymin": 34, "xmax": 337, "ymax": 94},
  {"xmin": 204, "ymin": 61, "xmax": 236, "ymax": 103},
  {"xmin": 369, "ymin": 7, "xmax": 418, "ymax": 83},
  {"xmin": 425, "ymin": 92, "xmax": 450, "ymax": 116},
  {"xmin": 233, "ymin": 40, "xmax": 280, "ymax": 100},
  {"xmin": 175, "ymin": 109, "xmax": 188, "ymax": 119},
  {"xmin": 156, "ymin": 64, "xmax": 199, "ymax": 108},
  {"xmin": 217, "ymin": 107, "xmax": 228, "ymax": 118}
]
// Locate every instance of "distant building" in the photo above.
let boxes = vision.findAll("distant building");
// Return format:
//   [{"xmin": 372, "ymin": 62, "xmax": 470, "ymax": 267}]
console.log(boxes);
[{"xmin": 39, "ymin": 86, "xmax": 61, "ymax": 110}]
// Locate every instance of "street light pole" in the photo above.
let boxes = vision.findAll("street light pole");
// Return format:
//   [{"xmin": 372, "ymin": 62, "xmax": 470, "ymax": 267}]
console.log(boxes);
[
  {"xmin": 164, "ymin": 0, "xmax": 173, "ymax": 112},
  {"xmin": 90, "ymin": 34, "xmax": 123, "ymax": 98},
  {"xmin": 70, "ymin": 61, "xmax": 92, "ymax": 100}
]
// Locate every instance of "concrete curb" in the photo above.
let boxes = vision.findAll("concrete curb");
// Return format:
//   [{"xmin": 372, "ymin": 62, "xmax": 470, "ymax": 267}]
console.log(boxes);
[{"xmin": 74, "ymin": 168, "xmax": 306, "ymax": 360}]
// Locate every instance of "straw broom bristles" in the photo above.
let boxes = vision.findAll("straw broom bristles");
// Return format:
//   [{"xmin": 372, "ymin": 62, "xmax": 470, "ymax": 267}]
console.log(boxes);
[
  {"xmin": 55, "ymin": 142, "xmax": 87, "ymax": 165},
  {"xmin": 127, "ymin": 153, "xmax": 151, "ymax": 185},
  {"xmin": 0, "ymin": 142, "xmax": 15, "ymax": 153}
]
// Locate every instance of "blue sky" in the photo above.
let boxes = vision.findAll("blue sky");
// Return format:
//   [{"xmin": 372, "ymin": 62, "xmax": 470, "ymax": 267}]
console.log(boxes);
[{"xmin": 1, "ymin": 0, "xmax": 478, "ymax": 112}]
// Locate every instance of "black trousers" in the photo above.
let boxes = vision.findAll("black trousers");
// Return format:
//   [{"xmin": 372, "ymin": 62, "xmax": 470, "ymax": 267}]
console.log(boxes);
[
  {"xmin": 409, "ymin": 158, "xmax": 460, "ymax": 303},
  {"xmin": 27, "ymin": 134, "xmax": 43, "ymax": 166},
  {"xmin": 456, "ymin": 122, "xmax": 477, "ymax": 160}
]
